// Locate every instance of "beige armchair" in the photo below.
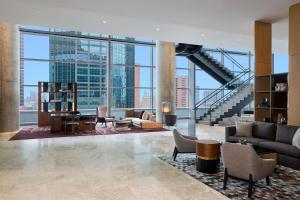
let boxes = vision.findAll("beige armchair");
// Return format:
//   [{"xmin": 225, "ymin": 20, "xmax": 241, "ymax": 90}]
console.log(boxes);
[
  {"xmin": 172, "ymin": 129, "xmax": 198, "ymax": 161},
  {"xmin": 221, "ymin": 142, "xmax": 276, "ymax": 198}
]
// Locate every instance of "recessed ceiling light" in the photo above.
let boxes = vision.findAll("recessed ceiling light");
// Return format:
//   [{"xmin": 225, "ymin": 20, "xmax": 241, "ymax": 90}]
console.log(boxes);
[
  {"xmin": 155, "ymin": 27, "xmax": 160, "ymax": 31},
  {"xmin": 201, "ymin": 33, "xmax": 205, "ymax": 37},
  {"xmin": 102, "ymin": 20, "xmax": 107, "ymax": 24}
]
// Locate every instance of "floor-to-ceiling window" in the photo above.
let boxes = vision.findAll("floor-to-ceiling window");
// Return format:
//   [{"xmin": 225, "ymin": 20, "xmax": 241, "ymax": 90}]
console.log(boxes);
[
  {"xmin": 20, "ymin": 26, "xmax": 155, "ymax": 125},
  {"xmin": 175, "ymin": 57, "xmax": 190, "ymax": 118}
]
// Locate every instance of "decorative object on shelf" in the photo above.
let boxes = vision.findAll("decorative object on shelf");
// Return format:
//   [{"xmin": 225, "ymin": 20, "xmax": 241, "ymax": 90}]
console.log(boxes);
[
  {"xmin": 275, "ymin": 83, "xmax": 288, "ymax": 91},
  {"xmin": 259, "ymin": 97, "xmax": 270, "ymax": 108},
  {"xmin": 277, "ymin": 113, "xmax": 284, "ymax": 124},
  {"xmin": 277, "ymin": 114, "xmax": 287, "ymax": 124}
]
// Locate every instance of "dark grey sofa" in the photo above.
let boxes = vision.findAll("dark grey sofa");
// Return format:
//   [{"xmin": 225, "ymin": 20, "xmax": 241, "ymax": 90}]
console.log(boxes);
[{"xmin": 225, "ymin": 122, "xmax": 300, "ymax": 169}]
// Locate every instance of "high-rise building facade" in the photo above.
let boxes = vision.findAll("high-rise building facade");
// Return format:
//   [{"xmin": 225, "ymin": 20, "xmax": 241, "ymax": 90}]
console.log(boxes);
[
  {"xmin": 176, "ymin": 76, "xmax": 189, "ymax": 107},
  {"xmin": 49, "ymin": 31, "xmax": 135, "ymax": 109}
]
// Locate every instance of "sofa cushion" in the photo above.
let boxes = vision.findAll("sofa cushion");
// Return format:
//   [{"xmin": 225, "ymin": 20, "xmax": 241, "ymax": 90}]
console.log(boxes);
[
  {"xmin": 292, "ymin": 128, "xmax": 300, "ymax": 149},
  {"xmin": 142, "ymin": 112, "xmax": 150, "ymax": 120},
  {"xmin": 276, "ymin": 125, "xmax": 299, "ymax": 145},
  {"xmin": 139, "ymin": 111, "xmax": 145, "ymax": 119},
  {"xmin": 227, "ymin": 136, "xmax": 270, "ymax": 145},
  {"xmin": 132, "ymin": 118, "xmax": 149, "ymax": 125},
  {"xmin": 235, "ymin": 121, "xmax": 253, "ymax": 137},
  {"xmin": 252, "ymin": 122, "xmax": 276, "ymax": 140},
  {"xmin": 259, "ymin": 141, "xmax": 300, "ymax": 158}
]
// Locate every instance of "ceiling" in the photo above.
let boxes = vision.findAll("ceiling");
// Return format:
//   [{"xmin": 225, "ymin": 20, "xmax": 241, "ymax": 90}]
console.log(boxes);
[{"xmin": 1, "ymin": 0, "xmax": 300, "ymax": 53}]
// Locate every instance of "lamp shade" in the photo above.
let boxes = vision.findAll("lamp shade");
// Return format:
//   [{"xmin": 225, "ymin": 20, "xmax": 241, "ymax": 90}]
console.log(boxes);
[{"xmin": 162, "ymin": 101, "xmax": 171, "ymax": 113}]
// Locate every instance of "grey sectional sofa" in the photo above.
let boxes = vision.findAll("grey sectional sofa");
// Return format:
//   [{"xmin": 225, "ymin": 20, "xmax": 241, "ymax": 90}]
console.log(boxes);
[{"xmin": 225, "ymin": 122, "xmax": 300, "ymax": 169}]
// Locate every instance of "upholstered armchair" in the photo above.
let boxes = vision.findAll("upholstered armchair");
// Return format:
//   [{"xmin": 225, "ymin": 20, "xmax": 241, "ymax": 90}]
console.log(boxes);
[
  {"xmin": 172, "ymin": 129, "xmax": 198, "ymax": 161},
  {"xmin": 221, "ymin": 142, "xmax": 276, "ymax": 197},
  {"xmin": 96, "ymin": 106, "xmax": 114, "ymax": 127}
]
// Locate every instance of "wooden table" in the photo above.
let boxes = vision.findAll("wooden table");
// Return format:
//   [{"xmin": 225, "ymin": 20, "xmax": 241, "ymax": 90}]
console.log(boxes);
[
  {"xmin": 196, "ymin": 139, "xmax": 221, "ymax": 173},
  {"xmin": 50, "ymin": 114, "xmax": 96, "ymax": 133}
]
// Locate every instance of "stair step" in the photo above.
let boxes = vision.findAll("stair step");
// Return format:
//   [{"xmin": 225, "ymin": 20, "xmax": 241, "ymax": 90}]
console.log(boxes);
[{"xmin": 197, "ymin": 120, "xmax": 212, "ymax": 125}]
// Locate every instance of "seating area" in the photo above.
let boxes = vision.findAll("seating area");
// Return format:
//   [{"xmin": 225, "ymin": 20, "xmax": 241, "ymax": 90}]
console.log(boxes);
[
  {"xmin": 226, "ymin": 122, "xmax": 300, "ymax": 169},
  {"xmin": 2, "ymin": 1, "xmax": 300, "ymax": 200},
  {"xmin": 170, "ymin": 126, "xmax": 300, "ymax": 198}
]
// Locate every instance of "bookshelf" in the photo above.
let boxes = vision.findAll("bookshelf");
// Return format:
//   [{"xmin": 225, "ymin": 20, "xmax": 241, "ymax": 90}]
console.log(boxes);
[
  {"xmin": 254, "ymin": 73, "xmax": 288, "ymax": 124},
  {"xmin": 38, "ymin": 82, "xmax": 78, "ymax": 127}
]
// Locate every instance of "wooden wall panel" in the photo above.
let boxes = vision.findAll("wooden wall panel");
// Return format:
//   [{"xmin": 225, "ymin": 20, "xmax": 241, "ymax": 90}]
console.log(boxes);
[
  {"xmin": 289, "ymin": 4, "xmax": 300, "ymax": 56},
  {"xmin": 254, "ymin": 21, "xmax": 272, "ymax": 122},
  {"xmin": 288, "ymin": 3, "xmax": 300, "ymax": 126}
]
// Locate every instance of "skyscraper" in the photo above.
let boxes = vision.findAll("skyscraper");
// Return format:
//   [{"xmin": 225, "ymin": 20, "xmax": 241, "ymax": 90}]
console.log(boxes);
[
  {"xmin": 49, "ymin": 31, "xmax": 135, "ymax": 109},
  {"xmin": 111, "ymin": 39, "xmax": 135, "ymax": 108},
  {"xmin": 176, "ymin": 76, "xmax": 189, "ymax": 107},
  {"xmin": 134, "ymin": 65, "xmax": 140, "ymax": 108},
  {"xmin": 20, "ymin": 33, "xmax": 24, "ymax": 106}
]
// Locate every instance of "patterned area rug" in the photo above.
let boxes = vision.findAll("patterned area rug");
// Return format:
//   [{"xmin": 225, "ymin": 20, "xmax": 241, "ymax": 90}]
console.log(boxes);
[
  {"xmin": 9, "ymin": 125, "xmax": 169, "ymax": 141},
  {"xmin": 159, "ymin": 154, "xmax": 300, "ymax": 200}
]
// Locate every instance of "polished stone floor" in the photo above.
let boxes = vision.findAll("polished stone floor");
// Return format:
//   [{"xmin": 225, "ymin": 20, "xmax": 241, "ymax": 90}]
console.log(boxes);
[{"xmin": 0, "ymin": 125, "xmax": 228, "ymax": 200}]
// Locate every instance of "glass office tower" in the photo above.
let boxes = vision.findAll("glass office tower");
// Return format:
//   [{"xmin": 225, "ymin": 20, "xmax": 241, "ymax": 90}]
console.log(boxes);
[{"xmin": 49, "ymin": 31, "xmax": 135, "ymax": 109}]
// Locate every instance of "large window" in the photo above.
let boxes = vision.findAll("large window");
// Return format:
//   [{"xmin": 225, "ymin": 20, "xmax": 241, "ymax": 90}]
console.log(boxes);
[
  {"xmin": 274, "ymin": 54, "xmax": 288, "ymax": 73},
  {"xmin": 176, "ymin": 57, "xmax": 190, "ymax": 118},
  {"xmin": 20, "ymin": 26, "xmax": 155, "ymax": 125}
]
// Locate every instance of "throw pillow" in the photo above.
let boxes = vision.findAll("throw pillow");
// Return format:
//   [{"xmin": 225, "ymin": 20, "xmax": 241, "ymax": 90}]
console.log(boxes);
[
  {"xmin": 292, "ymin": 128, "xmax": 300, "ymax": 149},
  {"xmin": 139, "ymin": 111, "xmax": 145, "ymax": 119},
  {"xmin": 149, "ymin": 114, "xmax": 156, "ymax": 122},
  {"xmin": 252, "ymin": 122, "xmax": 276, "ymax": 140},
  {"xmin": 235, "ymin": 121, "xmax": 253, "ymax": 137},
  {"xmin": 276, "ymin": 125, "xmax": 298, "ymax": 144},
  {"xmin": 142, "ymin": 112, "xmax": 149, "ymax": 120}
]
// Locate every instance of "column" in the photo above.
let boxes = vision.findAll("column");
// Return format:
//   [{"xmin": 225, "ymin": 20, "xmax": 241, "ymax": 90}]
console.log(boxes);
[
  {"xmin": 188, "ymin": 61, "xmax": 196, "ymax": 136},
  {"xmin": 288, "ymin": 3, "xmax": 300, "ymax": 126},
  {"xmin": 156, "ymin": 41, "xmax": 176, "ymax": 123},
  {"xmin": 0, "ymin": 22, "xmax": 20, "ymax": 133}
]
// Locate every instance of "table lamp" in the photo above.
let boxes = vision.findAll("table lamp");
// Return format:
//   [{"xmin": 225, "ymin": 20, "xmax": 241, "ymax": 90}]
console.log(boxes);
[{"xmin": 161, "ymin": 101, "xmax": 171, "ymax": 124}]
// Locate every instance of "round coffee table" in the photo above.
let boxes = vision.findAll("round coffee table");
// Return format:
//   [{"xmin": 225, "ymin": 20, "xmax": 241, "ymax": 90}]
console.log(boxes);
[{"xmin": 196, "ymin": 139, "xmax": 220, "ymax": 173}]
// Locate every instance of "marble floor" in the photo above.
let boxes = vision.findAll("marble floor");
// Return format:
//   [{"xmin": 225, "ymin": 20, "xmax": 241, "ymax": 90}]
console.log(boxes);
[{"xmin": 0, "ymin": 124, "xmax": 228, "ymax": 200}]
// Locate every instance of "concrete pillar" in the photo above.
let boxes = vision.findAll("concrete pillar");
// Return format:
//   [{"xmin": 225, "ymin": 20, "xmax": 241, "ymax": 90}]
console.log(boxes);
[
  {"xmin": 0, "ymin": 22, "xmax": 20, "ymax": 133},
  {"xmin": 288, "ymin": 3, "xmax": 300, "ymax": 126},
  {"xmin": 156, "ymin": 41, "xmax": 176, "ymax": 123}
]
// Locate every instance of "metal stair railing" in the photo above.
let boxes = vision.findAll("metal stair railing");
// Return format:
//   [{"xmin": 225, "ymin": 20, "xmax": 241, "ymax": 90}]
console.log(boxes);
[
  {"xmin": 217, "ymin": 48, "xmax": 247, "ymax": 73},
  {"xmin": 194, "ymin": 70, "xmax": 250, "ymax": 110},
  {"xmin": 208, "ymin": 74, "xmax": 254, "ymax": 123}
]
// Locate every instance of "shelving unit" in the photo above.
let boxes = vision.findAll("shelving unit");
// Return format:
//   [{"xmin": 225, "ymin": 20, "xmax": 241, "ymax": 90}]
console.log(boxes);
[
  {"xmin": 254, "ymin": 73, "xmax": 288, "ymax": 123},
  {"xmin": 38, "ymin": 82, "xmax": 77, "ymax": 127}
]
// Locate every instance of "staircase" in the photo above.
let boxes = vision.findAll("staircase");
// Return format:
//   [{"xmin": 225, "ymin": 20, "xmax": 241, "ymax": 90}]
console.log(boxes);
[
  {"xmin": 176, "ymin": 43, "xmax": 242, "ymax": 86},
  {"xmin": 176, "ymin": 43, "xmax": 253, "ymax": 125},
  {"xmin": 199, "ymin": 82, "xmax": 253, "ymax": 126}
]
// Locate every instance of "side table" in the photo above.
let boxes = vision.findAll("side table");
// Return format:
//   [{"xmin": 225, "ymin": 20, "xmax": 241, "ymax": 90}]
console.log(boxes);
[{"xmin": 196, "ymin": 139, "xmax": 220, "ymax": 173}]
